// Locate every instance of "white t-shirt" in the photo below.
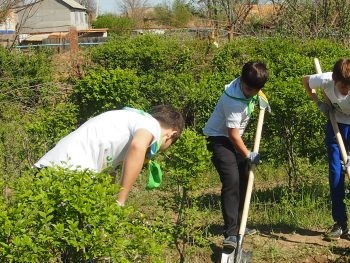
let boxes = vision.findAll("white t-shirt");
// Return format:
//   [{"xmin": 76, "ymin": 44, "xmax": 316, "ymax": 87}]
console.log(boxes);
[
  {"xmin": 203, "ymin": 77, "xmax": 254, "ymax": 137},
  {"xmin": 34, "ymin": 109, "xmax": 161, "ymax": 172},
  {"xmin": 309, "ymin": 72, "xmax": 350, "ymax": 124}
]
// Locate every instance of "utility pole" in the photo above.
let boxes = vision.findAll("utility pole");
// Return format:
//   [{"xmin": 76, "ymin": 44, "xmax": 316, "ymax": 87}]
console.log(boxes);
[{"xmin": 96, "ymin": 0, "xmax": 99, "ymax": 17}]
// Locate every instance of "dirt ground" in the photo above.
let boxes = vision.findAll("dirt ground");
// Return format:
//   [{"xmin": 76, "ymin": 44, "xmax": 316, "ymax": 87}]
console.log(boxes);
[{"xmin": 210, "ymin": 229, "xmax": 350, "ymax": 263}]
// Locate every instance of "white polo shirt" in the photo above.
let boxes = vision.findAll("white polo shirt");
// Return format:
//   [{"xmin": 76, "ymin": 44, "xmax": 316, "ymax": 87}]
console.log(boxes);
[{"xmin": 203, "ymin": 77, "xmax": 253, "ymax": 137}]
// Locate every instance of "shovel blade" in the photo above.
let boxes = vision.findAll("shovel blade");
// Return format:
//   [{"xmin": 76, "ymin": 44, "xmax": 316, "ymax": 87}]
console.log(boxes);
[
  {"xmin": 221, "ymin": 248, "xmax": 252, "ymax": 263},
  {"xmin": 221, "ymin": 248, "xmax": 235, "ymax": 263},
  {"xmin": 236, "ymin": 250, "xmax": 253, "ymax": 263}
]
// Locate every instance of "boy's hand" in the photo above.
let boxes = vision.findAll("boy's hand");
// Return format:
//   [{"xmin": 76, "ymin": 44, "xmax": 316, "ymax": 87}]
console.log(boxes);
[
  {"xmin": 247, "ymin": 152, "xmax": 261, "ymax": 165},
  {"xmin": 341, "ymin": 156, "xmax": 350, "ymax": 172},
  {"xmin": 317, "ymin": 101, "xmax": 331, "ymax": 116}
]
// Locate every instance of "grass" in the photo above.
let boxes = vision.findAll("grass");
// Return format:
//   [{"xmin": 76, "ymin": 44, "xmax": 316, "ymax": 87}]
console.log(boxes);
[{"xmin": 127, "ymin": 162, "xmax": 350, "ymax": 263}]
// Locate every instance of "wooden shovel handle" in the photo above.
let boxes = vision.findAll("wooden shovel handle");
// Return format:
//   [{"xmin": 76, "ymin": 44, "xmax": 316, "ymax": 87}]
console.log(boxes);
[{"xmin": 238, "ymin": 108, "xmax": 266, "ymax": 235}]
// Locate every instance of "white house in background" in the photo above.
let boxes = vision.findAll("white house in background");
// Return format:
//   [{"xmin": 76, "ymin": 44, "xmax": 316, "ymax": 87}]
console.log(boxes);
[{"xmin": 18, "ymin": 0, "xmax": 89, "ymax": 34}]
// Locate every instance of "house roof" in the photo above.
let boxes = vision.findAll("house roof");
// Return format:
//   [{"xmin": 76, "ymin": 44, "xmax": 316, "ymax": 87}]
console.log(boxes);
[{"xmin": 60, "ymin": 0, "xmax": 86, "ymax": 10}]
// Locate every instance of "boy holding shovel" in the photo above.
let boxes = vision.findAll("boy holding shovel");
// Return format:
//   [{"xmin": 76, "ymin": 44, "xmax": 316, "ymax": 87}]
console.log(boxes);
[
  {"xmin": 302, "ymin": 58, "xmax": 350, "ymax": 240},
  {"xmin": 203, "ymin": 61, "xmax": 269, "ymax": 248}
]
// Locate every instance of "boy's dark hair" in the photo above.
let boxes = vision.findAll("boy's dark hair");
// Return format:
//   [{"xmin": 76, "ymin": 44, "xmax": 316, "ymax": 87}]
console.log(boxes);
[
  {"xmin": 241, "ymin": 61, "xmax": 268, "ymax": 90},
  {"xmin": 150, "ymin": 105, "xmax": 185, "ymax": 142},
  {"xmin": 332, "ymin": 58, "xmax": 350, "ymax": 85}
]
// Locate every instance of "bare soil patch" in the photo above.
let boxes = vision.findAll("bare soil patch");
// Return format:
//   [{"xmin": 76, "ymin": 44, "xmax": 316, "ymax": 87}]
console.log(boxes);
[{"xmin": 210, "ymin": 228, "xmax": 349, "ymax": 262}]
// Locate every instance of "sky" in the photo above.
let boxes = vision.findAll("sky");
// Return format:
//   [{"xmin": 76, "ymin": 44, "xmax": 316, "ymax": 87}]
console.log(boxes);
[{"xmin": 96, "ymin": 0, "xmax": 168, "ymax": 15}]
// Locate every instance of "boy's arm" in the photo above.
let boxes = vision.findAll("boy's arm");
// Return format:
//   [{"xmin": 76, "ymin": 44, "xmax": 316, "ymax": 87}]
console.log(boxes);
[
  {"xmin": 302, "ymin": 75, "xmax": 319, "ymax": 103},
  {"xmin": 303, "ymin": 75, "xmax": 330, "ymax": 115},
  {"xmin": 228, "ymin": 127, "xmax": 249, "ymax": 158},
  {"xmin": 117, "ymin": 129, "xmax": 153, "ymax": 205}
]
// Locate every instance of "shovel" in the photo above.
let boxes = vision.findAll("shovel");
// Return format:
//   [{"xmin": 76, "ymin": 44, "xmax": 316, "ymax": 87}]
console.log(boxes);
[{"xmin": 234, "ymin": 106, "xmax": 266, "ymax": 263}]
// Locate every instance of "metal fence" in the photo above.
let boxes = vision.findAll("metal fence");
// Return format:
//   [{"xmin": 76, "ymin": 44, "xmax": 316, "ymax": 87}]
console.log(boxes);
[{"xmin": 16, "ymin": 36, "xmax": 108, "ymax": 51}]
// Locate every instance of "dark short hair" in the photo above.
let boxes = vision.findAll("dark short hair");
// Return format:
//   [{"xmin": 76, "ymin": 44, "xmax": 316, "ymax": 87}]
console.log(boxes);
[
  {"xmin": 241, "ymin": 61, "xmax": 269, "ymax": 90},
  {"xmin": 150, "ymin": 105, "xmax": 185, "ymax": 142},
  {"xmin": 332, "ymin": 58, "xmax": 350, "ymax": 85}
]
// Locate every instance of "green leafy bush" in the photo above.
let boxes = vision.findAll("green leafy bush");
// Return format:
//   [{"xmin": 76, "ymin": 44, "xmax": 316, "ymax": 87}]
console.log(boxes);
[
  {"xmin": 0, "ymin": 167, "xmax": 167, "ymax": 262},
  {"xmin": 0, "ymin": 47, "xmax": 53, "ymax": 108},
  {"xmin": 73, "ymin": 67, "xmax": 145, "ymax": 120},
  {"xmin": 188, "ymin": 72, "xmax": 228, "ymax": 132},
  {"xmin": 91, "ymin": 14, "xmax": 136, "ymax": 35},
  {"xmin": 90, "ymin": 35, "xmax": 196, "ymax": 75},
  {"xmin": 155, "ymin": 129, "xmax": 212, "ymax": 258},
  {"xmin": 162, "ymin": 129, "xmax": 211, "ymax": 191},
  {"xmin": 0, "ymin": 98, "xmax": 78, "ymax": 177}
]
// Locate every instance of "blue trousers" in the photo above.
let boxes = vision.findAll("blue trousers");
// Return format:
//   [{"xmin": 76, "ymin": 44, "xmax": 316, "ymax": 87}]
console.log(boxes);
[
  {"xmin": 207, "ymin": 136, "xmax": 248, "ymax": 237},
  {"xmin": 325, "ymin": 121, "xmax": 350, "ymax": 224}
]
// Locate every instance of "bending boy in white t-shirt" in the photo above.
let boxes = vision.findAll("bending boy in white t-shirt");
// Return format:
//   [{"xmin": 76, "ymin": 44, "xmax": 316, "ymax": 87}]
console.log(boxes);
[{"xmin": 34, "ymin": 105, "xmax": 185, "ymax": 205}]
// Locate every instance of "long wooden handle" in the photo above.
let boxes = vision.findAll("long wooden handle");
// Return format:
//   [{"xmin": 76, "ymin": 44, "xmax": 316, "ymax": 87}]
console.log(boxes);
[
  {"xmin": 314, "ymin": 58, "xmax": 350, "ymax": 180},
  {"xmin": 238, "ymin": 108, "xmax": 265, "ymax": 235}
]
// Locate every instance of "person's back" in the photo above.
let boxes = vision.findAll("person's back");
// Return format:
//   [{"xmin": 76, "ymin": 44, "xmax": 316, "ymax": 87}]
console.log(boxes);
[
  {"xmin": 34, "ymin": 105, "xmax": 185, "ymax": 205},
  {"xmin": 34, "ymin": 109, "xmax": 161, "ymax": 172}
]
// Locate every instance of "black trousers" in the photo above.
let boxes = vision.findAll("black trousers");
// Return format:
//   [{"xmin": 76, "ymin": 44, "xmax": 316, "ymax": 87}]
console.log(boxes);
[{"xmin": 207, "ymin": 136, "xmax": 249, "ymax": 237}]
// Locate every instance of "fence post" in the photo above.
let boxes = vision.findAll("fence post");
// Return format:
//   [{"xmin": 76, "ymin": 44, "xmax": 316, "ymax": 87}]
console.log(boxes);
[{"xmin": 69, "ymin": 27, "xmax": 78, "ymax": 54}]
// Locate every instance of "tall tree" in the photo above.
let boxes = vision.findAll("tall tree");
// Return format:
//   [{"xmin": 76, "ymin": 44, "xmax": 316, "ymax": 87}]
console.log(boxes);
[
  {"xmin": 219, "ymin": 0, "xmax": 257, "ymax": 38},
  {"xmin": 77, "ymin": 0, "xmax": 97, "ymax": 19},
  {"xmin": 119, "ymin": 0, "xmax": 149, "ymax": 20},
  {"xmin": 172, "ymin": 0, "xmax": 192, "ymax": 27},
  {"xmin": 77, "ymin": 0, "xmax": 97, "ymax": 24},
  {"xmin": 0, "ymin": 0, "xmax": 22, "ymax": 22},
  {"xmin": 193, "ymin": 0, "xmax": 257, "ymax": 39}
]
